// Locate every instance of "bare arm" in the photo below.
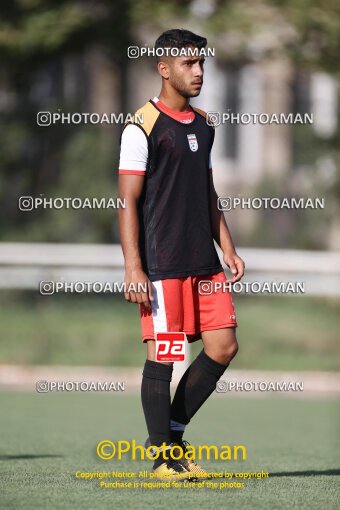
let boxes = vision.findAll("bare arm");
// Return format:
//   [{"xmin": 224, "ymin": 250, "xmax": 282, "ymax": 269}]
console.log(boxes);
[
  {"xmin": 118, "ymin": 174, "xmax": 153, "ymax": 307},
  {"xmin": 209, "ymin": 173, "xmax": 245, "ymax": 283}
]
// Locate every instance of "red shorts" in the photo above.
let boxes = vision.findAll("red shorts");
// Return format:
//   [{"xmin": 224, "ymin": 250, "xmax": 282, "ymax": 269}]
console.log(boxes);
[{"xmin": 139, "ymin": 271, "xmax": 237, "ymax": 343}]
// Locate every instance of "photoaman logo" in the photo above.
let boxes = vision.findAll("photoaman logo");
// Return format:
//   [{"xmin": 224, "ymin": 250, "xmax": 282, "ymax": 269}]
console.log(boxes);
[{"xmin": 96, "ymin": 439, "xmax": 246, "ymax": 461}]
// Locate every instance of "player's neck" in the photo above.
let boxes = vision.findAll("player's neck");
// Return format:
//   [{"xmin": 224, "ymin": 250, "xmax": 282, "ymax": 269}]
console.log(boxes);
[{"xmin": 158, "ymin": 90, "xmax": 190, "ymax": 112}]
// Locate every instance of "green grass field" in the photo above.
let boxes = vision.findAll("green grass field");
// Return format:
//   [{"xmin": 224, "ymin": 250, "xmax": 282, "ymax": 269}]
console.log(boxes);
[
  {"xmin": 0, "ymin": 292, "xmax": 340, "ymax": 370},
  {"xmin": 0, "ymin": 393, "xmax": 339, "ymax": 509}
]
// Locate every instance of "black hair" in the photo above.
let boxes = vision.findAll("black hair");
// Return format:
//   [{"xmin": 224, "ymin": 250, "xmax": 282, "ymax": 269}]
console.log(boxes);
[{"xmin": 154, "ymin": 29, "xmax": 207, "ymax": 61}]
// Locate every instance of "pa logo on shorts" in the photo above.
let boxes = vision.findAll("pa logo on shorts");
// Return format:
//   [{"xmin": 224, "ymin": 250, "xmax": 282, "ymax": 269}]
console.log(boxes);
[
  {"xmin": 155, "ymin": 332, "xmax": 186, "ymax": 362},
  {"xmin": 187, "ymin": 133, "xmax": 198, "ymax": 152}
]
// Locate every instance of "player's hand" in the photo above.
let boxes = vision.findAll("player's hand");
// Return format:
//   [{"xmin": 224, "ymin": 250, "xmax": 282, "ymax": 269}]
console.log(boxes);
[
  {"xmin": 223, "ymin": 252, "xmax": 245, "ymax": 283},
  {"xmin": 124, "ymin": 267, "xmax": 153, "ymax": 309}
]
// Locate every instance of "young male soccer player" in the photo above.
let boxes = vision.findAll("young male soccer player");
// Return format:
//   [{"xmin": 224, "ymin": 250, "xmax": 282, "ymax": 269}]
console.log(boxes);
[{"xmin": 118, "ymin": 29, "xmax": 245, "ymax": 481}]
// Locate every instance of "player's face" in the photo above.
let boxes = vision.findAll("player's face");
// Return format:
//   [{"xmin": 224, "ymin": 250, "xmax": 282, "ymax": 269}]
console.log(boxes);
[{"xmin": 167, "ymin": 55, "xmax": 205, "ymax": 98}]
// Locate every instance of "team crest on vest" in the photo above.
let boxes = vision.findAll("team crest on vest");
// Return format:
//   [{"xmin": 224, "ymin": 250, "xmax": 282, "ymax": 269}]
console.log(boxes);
[{"xmin": 187, "ymin": 133, "xmax": 198, "ymax": 152}]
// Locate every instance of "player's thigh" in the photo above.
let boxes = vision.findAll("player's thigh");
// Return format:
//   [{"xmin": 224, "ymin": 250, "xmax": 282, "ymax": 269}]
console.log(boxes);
[{"xmin": 201, "ymin": 327, "xmax": 238, "ymax": 360}]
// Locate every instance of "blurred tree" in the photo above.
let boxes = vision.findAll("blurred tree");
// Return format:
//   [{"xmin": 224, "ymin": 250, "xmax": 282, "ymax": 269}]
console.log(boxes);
[
  {"xmin": 131, "ymin": 0, "xmax": 340, "ymax": 72},
  {"xmin": 0, "ymin": 0, "xmax": 339, "ymax": 244},
  {"xmin": 0, "ymin": 0, "xmax": 131, "ymax": 62},
  {"xmin": 0, "ymin": 0, "xmax": 132, "ymax": 242}
]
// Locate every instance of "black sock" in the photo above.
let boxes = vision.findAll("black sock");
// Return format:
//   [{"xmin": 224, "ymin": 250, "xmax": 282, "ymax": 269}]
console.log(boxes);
[
  {"xmin": 170, "ymin": 349, "xmax": 229, "ymax": 437},
  {"xmin": 141, "ymin": 360, "xmax": 173, "ymax": 450},
  {"xmin": 152, "ymin": 445, "xmax": 172, "ymax": 470},
  {"xmin": 170, "ymin": 429, "xmax": 185, "ymax": 444}
]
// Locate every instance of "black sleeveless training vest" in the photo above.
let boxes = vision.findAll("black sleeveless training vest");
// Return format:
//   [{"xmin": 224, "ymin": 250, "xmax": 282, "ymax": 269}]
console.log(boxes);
[{"xmin": 121, "ymin": 99, "xmax": 223, "ymax": 281}]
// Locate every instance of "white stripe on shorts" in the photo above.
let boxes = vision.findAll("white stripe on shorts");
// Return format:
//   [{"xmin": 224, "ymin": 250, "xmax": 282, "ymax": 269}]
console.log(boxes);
[{"xmin": 151, "ymin": 280, "xmax": 168, "ymax": 334}]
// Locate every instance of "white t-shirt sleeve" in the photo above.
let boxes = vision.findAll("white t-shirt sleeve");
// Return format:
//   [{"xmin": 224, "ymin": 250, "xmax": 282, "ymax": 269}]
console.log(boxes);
[{"xmin": 118, "ymin": 124, "xmax": 148, "ymax": 175}]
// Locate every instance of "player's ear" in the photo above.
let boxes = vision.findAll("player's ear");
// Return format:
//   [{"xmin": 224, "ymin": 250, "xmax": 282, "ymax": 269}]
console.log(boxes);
[{"xmin": 157, "ymin": 60, "xmax": 170, "ymax": 80}]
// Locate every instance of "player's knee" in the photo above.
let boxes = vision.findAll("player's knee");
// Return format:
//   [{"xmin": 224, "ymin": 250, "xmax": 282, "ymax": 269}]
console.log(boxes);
[
  {"xmin": 220, "ymin": 340, "xmax": 239, "ymax": 363},
  {"xmin": 146, "ymin": 353, "xmax": 174, "ymax": 367},
  {"xmin": 228, "ymin": 340, "xmax": 239, "ymax": 360}
]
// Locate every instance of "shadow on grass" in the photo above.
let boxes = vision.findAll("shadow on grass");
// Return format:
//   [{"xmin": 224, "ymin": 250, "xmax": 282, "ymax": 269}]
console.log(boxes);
[
  {"xmin": 270, "ymin": 469, "xmax": 340, "ymax": 477},
  {"xmin": 0, "ymin": 454, "xmax": 63, "ymax": 460}
]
